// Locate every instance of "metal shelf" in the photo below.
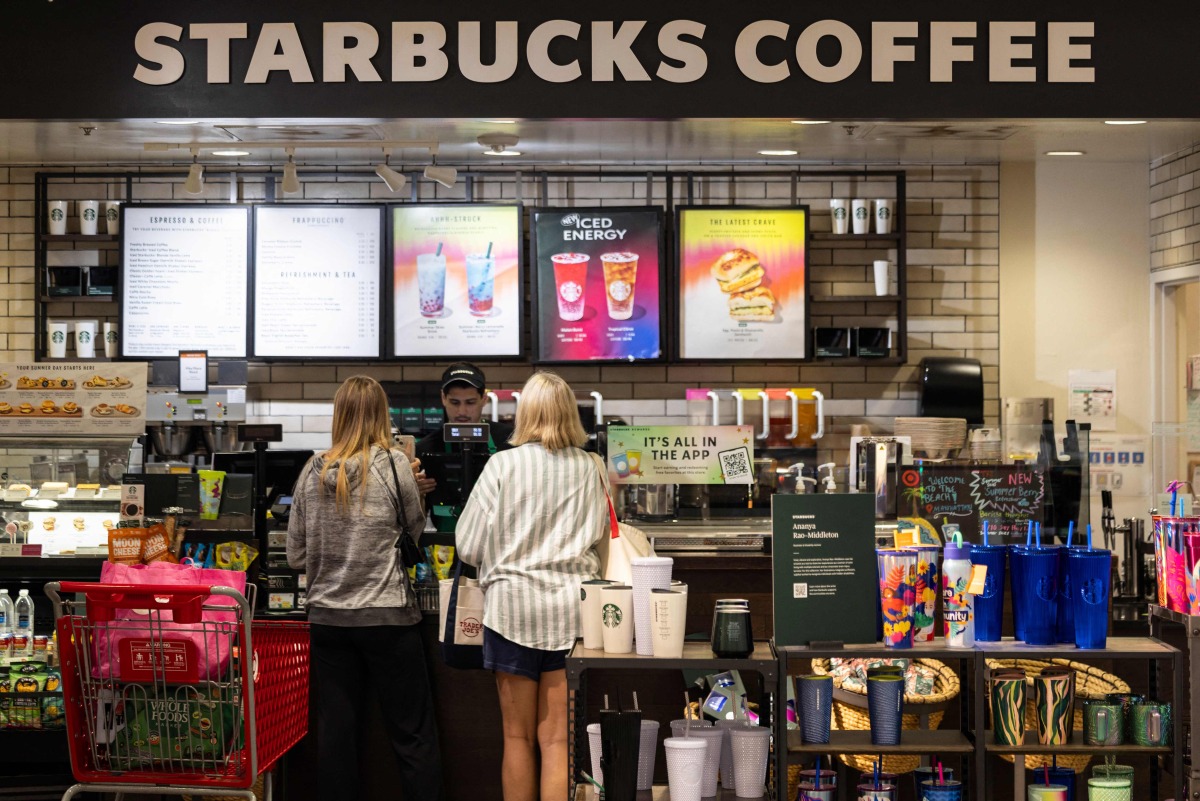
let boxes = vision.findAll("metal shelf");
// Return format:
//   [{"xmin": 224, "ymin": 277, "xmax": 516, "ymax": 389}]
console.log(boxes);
[
  {"xmin": 787, "ymin": 729, "xmax": 974, "ymax": 755},
  {"xmin": 567, "ymin": 640, "xmax": 777, "ymax": 682},
  {"xmin": 982, "ymin": 732, "xmax": 1171, "ymax": 755},
  {"xmin": 779, "ymin": 638, "xmax": 979, "ymax": 663},
  {"xmin": 977, "ymin": 636, "xmax": 1178, "ymax": 659},
  {"xmin": 811, "ymin": 232, "xmax": 902, "ymax": 243},
  {"xmin": 810, "ymin": 294, "xmax": 902, "ymax": 303},
  {"xmin": 807, "ymin": 357, "xmax": 905, "ymax": 366},
  {"xmin": 39, "ymin": 295, "xmax": 115, "ymax": 303},
  {"xmin": 574, "ymin": 786, "xmax": 767, "ymax": 800},
  {"xmin": 40, "ymin": 234, "xmax": 117, "ymax": 243}
]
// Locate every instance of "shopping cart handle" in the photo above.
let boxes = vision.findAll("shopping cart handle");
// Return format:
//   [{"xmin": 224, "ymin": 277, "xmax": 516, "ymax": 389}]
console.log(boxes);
[{"xmin": 55, "ymin": 582, "xmax": 222, "ymax": 624}]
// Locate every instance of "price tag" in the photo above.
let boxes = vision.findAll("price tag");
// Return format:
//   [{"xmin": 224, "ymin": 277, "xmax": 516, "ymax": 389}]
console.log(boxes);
[
  {"xmin": 967, "ymin": 564, "xmax": 988, "ymax": 595},
  {"xmin": 893, "ymin": 527, "xmax": 922, "ymax": 548}
]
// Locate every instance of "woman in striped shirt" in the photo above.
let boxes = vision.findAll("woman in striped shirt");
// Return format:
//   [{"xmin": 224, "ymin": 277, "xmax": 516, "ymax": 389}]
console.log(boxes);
[{"xmin": 457, "ymin": 371, "xmax": 608, "ymax": 801}]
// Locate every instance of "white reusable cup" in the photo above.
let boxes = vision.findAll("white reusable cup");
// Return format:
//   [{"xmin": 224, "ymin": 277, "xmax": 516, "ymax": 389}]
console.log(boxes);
[
  {"xmin": 599, "ymin": 584, "xmax": 634, "ymax": 654},
  {"xmin": 78, "ymin": 200, "xmax": 100, "ymax": 235},
  {"xmin": 663, "ymin": 737, "xmax": 708, "ymax": 801},
  {"xmin": 875, "ymin": 199, "xmax": 895, "ymax": 234},
  {"xmin": 74, "ymin": 319, "xmax": 98, "ymax": 358},
  {"xmin": 47, "ymin": 321, "xmax": 69, "ymax": 358},
  {"xmin": 47, "ymin": 201, "xmax": 68, "ymax": 235},
  {"xmin": 102, "ymin": 322, "xmax": 119, "ymax": 358},
  {"xmin": 830, "ymin": 199, "xmax": 850, "ymax": 234},
  {"xmin": 580, "ymin": 579, "xmax": 614, "ymax": 650},
  {"xmin": 104, "ymin": 201, "xmax": 121, "ymax": 235},
  {"xmin": 851, "ymin": 199, "xmax": 870, "ymax": 234},
  {"xmin": 874, "ymin": 260, "xmax": 891, "ymax": 296},
  {"xmin": 651, "ymin": 588, "xmax": 687, "ymax": 659}
]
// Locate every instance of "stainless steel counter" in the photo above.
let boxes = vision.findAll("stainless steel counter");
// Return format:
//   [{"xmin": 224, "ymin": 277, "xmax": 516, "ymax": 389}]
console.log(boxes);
[{"xmin": 634, "ymin": 518, "xmax": 771, "ymax": 551}]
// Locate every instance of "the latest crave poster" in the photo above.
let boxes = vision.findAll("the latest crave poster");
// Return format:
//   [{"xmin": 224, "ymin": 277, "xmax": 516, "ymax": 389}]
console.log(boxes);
[
  {"xmin": 391, "ymin": 204, "xmax": 522, "ymax": 357},
  {"xmin": 677, "ymin": 206, "xmax": 808, "ymax": 360},
  {"xmin": 532, "ymin": 207, "xmax": 664, "ymax": 362}
]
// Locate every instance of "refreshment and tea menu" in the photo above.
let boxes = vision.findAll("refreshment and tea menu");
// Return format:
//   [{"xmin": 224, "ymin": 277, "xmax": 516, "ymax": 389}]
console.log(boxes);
[
  {"xmin": 532, "ymin": 208, "xmax": 663, "ymax": 361},
  {"xmin": 0, "ymin": 362, "xmax": 148, "ymax": 436},
  {"xmin": 677, "ymin": 207, "xmax": 808, "ymax": 360},
  {"xmin": 392, "ymin": 204, "xmax": 521, "ymax": 357},
  {"xmin": 121, "ymin": 206, "xmax": 249, "ymax": 358},
  {"xmin": 253, "ymin": 206, "xmax": 382, "ymax": 358}
]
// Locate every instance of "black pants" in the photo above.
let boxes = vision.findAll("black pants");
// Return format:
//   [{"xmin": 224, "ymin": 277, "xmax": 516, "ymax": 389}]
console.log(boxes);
[{"xmin": 311, "ymin": 623, "xmax": 442, "ymax": 801}]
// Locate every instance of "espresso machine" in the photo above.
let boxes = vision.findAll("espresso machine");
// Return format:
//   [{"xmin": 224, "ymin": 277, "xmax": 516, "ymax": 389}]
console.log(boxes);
[{"xmin": 144, "ymin": 387, "xmax": 249, "ymax": 470}]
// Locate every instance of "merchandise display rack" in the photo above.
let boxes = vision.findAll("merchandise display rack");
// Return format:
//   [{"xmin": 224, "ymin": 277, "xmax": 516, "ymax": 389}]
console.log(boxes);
[
  {"xmin": 778, "ymin": 637, "xmax": 1183, "ymax": 801},
  {"xmin": 1148, "ymin": 604, "xmax": 1200, "ymax": 798},
  {"xmin": 566, "ymin": 640, "xmax": 779, "ymax": 801}
]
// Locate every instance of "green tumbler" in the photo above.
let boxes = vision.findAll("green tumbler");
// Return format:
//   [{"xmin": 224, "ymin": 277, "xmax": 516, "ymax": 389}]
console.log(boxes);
[{"xmin": 989, "ymin": 668, "xmax": 1026, "ymax": 746}]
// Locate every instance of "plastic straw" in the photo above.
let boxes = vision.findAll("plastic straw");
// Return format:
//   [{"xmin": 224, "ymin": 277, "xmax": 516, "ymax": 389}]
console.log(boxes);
[
  {"xmin": 937, "ymin": 761, "xmax": 944, "ymax": 784},
  {"xmin": 983, "ymin": 519, "xmax": 990, "ymax": 546},
  {"xmin": 581, "ymin": 771, "xmax": 604, "ymax": 792},
  {"xmin": 1044, "ymin": 766, "xmax": 1050, "ymax": 786},
  {"xmin": 1067, "ymin": 520, "xmax": 1075, "ymax": 547},
  {"xmin": 633, "ymin": 691, "xmax": 640, "ymax": 711},
  {"xmin": 435, "ymin": 242, "xmax": 443, "ymax": 257},
  {"xmin": 1087, "ymin": 523, "xmax": 1093, "ymax": 550},
  {"xmin": 815, "ymin": 757, "xmax": 821, "ymax": 789},
  {"xmin": 486, "ymin": 241, "xmax": 494, "ymax": 258},
  {"xmin": 1035, "ymin": 522, "xmax": 1042, "ymax": 548},
  {"xmin": 874, "ymin": 760, "xmax": 880, "ymax": 789},
  {"xmin": 1168, "ymin": 480, "xmax": 1180, "ymax": 516},
  {"xmin": 1026, "ymin": 520, "xmax": 1033, "ymax": 547},
  {"xmin": 684, "ymin": 693, "xmax": 691, "ymax": 736}
]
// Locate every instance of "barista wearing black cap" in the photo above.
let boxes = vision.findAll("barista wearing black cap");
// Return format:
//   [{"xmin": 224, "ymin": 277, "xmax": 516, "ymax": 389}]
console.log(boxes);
[{"xmin": 414, "ymin": 362, "xmax": 513, "ymax": 498}]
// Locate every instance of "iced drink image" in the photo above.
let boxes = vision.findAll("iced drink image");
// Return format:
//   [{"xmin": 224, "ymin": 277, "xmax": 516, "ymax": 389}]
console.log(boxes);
[
  {"xmin": 466, "ymin": 253, "xmax": 495, "ymax": 316},
  {"xmin": 552, "ymin": 253, "xmax": 589, "ymax": 321},
  {"xmin": 601, "ymin": 252, "xmax": 638, "ymax": 320},
  {"xmin": 417, "ymin": 252, "xmax": 447, "ymax": 317}
]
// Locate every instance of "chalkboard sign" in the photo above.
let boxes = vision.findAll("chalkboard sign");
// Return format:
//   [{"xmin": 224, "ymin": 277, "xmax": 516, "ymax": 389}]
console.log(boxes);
[{"xmin": 898, "ymin": 464, "xmax": 1045, "ymax": 544}]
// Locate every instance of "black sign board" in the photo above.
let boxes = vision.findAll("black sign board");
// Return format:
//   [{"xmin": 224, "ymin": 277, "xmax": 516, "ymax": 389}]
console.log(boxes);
[
  {"xmin": 772, "ymin": 493, "xmax": 877, "ymax": 647},
  {"xmin": 899, "ymin": 463, "xmax": 1045, "ymax": 544}
]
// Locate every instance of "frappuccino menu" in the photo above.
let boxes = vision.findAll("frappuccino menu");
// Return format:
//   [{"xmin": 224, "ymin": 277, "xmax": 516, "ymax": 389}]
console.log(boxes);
[
  {"xmin": 532, "ymin": 208, "xmax": 663, "ymax": 362},
  {"xmin": 253, "ymin": 206, "xmax": 382, "ymax": 358},
  {"xmin": 121, "ymin": 206, "xmax": 249, "ymax": 358},
  {"xmin": 391, "ymin": 205, "xmax": 521, "ymax": 357},
  {"xmin": 677, "ymin": 207, "xmax": 809, "ymax": 360}
]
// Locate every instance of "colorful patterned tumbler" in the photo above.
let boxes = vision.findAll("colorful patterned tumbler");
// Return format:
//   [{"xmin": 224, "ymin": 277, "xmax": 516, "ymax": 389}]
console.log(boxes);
[
  {"xmin": 911, "ymin": 545, "xmax": 940, "ymax": 643},
  {"xmin": 876, "ymin": 548, "xmax": 918, "ymax": 649}
]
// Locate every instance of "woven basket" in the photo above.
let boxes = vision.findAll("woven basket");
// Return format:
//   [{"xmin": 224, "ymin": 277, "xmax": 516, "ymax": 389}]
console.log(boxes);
[
  {"xmin": 984, "ymin": 658, "xmax": 1131, "ymax": 771},
  {"xmin": 809, "ymin": 657, "xmax": 960, "ymax": 775}
]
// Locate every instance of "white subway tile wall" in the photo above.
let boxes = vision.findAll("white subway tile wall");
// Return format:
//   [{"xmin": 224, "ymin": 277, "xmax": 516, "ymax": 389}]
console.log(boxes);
[{"xmin": 6, "ymin": 166, "xmax": 1000, "ymax": 461}]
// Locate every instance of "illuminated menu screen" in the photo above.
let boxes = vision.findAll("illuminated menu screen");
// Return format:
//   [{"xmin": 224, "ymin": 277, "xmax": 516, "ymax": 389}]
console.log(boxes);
[
  {"xmin": 677, "ymin": 206, "xmax": 808, "ymax": 360},
  {"xmin": 253, "ymin": 206, "xmax": 382, "ymax": 358},
  {"xmin": 391, "ymin": 204, "xmax": 522, "ymax": 358},
  {"xmin": 532, "ymin": 208, "xmax": 664, "ymax": 362},
  {"xmin": 121, "ymin": 206, "xmax": 249, "ymax": 358}
]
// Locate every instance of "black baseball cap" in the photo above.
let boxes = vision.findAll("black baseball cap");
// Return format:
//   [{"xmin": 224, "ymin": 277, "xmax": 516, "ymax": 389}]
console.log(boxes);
[{"xmin": 441, "ymin": 363, "xmax": 486, "ymax": 393}]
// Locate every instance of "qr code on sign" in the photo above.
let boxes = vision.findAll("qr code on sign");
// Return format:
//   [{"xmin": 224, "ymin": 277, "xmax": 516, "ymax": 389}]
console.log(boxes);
[
  {"xmin": 718, "ymin": 446, "xmax": 753, "ymax": 484},
  {"xmin": 793, "ymin": 583, "xmax": 809, "ymax": 599}
]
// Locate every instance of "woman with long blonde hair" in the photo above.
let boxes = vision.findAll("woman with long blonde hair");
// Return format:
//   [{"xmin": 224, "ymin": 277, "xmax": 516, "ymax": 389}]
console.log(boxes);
[
  {"xmin": 288, "ymin": 375, "xmax": 441, "ymax": 801},
  {"xmin": 458, "ymin": 371, "xmax": 608, "ymax": 801}
]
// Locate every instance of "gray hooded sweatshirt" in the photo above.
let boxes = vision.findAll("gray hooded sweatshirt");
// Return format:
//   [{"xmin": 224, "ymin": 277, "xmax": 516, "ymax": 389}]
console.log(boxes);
[{"xmin": 287, "ymin": 445, "xmax": 427, "ymax": 626}]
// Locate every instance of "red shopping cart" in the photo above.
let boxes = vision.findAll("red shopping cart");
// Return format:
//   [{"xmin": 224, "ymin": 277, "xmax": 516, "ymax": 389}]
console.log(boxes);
[{"xmin": 45, "ymin": 581, "xmax": 309, "ymax": 801}]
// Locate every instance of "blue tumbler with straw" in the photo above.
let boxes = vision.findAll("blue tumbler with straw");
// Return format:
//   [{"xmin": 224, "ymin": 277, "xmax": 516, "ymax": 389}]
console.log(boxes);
[
  {"xmin": 1056, "ymin": 522, "xmax": 1088, "ymax": 644},
  {"xmin": 1069, "ymin": 548, "xmax": 1112, "ymax": 649},
  {"xmin": 971, "ymin": 543, "xmax": 1008, "ymax": 642},
  {"xmin": 1016, "ymin": 543, "xmax": 1059, "ymax": 645}
]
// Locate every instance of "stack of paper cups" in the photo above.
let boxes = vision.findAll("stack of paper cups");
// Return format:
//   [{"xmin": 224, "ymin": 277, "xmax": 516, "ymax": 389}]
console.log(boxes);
[
  {"xmin": 631, "ymin": 556, "xmax": 673, "ymax": 655},
  {"xmin": 580, "ymin": 579, "xmax": 614, "ymax": 650}
]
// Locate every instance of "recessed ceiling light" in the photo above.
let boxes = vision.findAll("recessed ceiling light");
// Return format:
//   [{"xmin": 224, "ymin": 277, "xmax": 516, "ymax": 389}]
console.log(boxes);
[
  {"xmin": 759, "ymin": 149, "xmax": 798, "ymax": 156},
  {"xmin": 1045, "ymin": 150, "xmax": 1085, "ymax": 156},
  {"xmin": 483, "ymin": 119, "xmax": 517, "ymax": 124},
  {"xmin": 211, "ymin": 150, "xmax": 250, "ymax": 157},
  {"xmin": 1104, "ymin": 120, "xmax": 1147, "ymax": 125},
  {"xmin": 156, "ymin": 120, "xmax": 199, "ymax": 125},
  {"xmin": 791, "ymin": 120, "xmax": 831, "ymax": 125},
  {"xmin": 484, "ymin": 149, "xmax": 522, "ymax": 156}
]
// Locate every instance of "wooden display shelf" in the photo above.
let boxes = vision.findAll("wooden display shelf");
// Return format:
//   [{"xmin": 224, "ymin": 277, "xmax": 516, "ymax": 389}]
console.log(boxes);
[
  {"xmin": 39, "ymin": 294, "xmax": 114, "ymax": 303},
  {"xmin": 40, "ymin": 234, "xmax": 117, "ymax": 243},
  {"xmin": 787, "ymin": 729, "xmax": 974, "ymax": 755},
  {"xmin": 811, "ymin": 232, "xmax": 902, "ymax": 242},
  {"xmin": 983, "ymin": 731, "xmax": 1171, "ymax": 755},
  {"xmin": 574, "ymin": 786, "xmax": 766, "ymax": 800},
  {"xmin": 808, "ymin": 357, "xmax": 905, "ymax": 366}
]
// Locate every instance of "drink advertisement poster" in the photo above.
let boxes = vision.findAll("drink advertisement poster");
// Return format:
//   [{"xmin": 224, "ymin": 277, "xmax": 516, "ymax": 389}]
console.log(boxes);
[
  {"xmin": 532, "ymin": 207, "xmax": 664, "ymax": 362},
  {"xmin": 676, "ymin": 206, "xmax": 809, "ymax": 360},
  {"xmin": 605, "ymin": 425, "xmax": 754, "ymax": 485},
  {"xmin": 391, "ymin": 204, "xmax": 522, "ymax": 357}
]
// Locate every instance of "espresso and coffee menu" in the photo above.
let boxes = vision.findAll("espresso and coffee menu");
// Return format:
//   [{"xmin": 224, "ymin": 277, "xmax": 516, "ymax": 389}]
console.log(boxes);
[
  {"xmin": 0, "ymin": 362, "xmax": 148, "ymax": 436},
  {"xmin": 532, "ymin": 208, "xmax": 663, "ymax": 361},
  {"xmin": 391, "ymin": 204, "xmax": 521, "ymax": 357},
  {"xmin": 253, "ymin": 206, "xmax": 382, "ymax": 358},
  {"xmin": 677, "ymin": 207, "xmax": 808, "ymax": 360},
  {"xmin": 121, "ymin": 206, "xmax": 249, "ymax": 358}
]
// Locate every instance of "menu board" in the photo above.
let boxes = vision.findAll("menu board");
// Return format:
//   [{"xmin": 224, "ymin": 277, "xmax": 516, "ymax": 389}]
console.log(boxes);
[
  {"xmin": 532, "ymin": 208, "xmax": 663, "ymax": 362},
  {"xmin": 391, "ymin": 204, "xmax": 521, "ymax": 357},
  {"xmin": 900, "ymin": 463, "xmax": 1046, "ymax": 543},
  {"xmin": 253, "ymin": 206, "xmax": 382, "ymax": 358},
  {"xmin": 121, "ymin": 206, "xmax": 249, "ymax": 358},
  {"xmin": 677, "ymin": 206, "xmax": 808, "ymax": 360},
  {"xmin": 0, "ymin": 362, "xmax": 148, "ymax": 436}
]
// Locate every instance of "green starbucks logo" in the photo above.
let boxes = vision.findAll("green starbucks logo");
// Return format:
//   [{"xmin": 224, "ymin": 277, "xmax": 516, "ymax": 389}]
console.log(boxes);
[
  {"xmin": 51, "ymin": 331, "xmax": 65, "ymax": 344},
  {"xmin": 854, "ymin": 206, "xmax": 869, "ymax": 220},
  {"xmin": 832, "ymin": 207, "xmax": 847, "ymax": 220},
  {"xmin": 106, "ymin": 330, "xmax": 117, "ymax": 344},
  {"xmin": 106, "ymin": 207, "xmax": 118, "ymax": 222},
  {"xmin": 83, "ymin": 208, "xmax": 97, "ymax": 222},
  {"xmin": 78, "ymin": 331, "xmax": 91, "ymax": 344},
  {"xmin": 877, "ymin": 207, "xmax": 891, "ymax": 220},
  {"xmin": 602, "ymin": 603, "xmax": 622, "ymax": 628},
  {"xmin": 50, "ymin": 208, "xmax": 64, "ymax": 222}
]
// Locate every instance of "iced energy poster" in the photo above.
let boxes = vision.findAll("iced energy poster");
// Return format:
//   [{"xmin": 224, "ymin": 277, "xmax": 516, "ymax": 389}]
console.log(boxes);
[
  {"xmin": 677, "ymin": 207, "xmax": 808, "ymax": 360},
  {"xmin": 533, "ymin": 208, "xmax": 663, "ymax": 361},
  {"xmin": 392, "ymin": 205, "xmax": 521, "ymax": 357}
]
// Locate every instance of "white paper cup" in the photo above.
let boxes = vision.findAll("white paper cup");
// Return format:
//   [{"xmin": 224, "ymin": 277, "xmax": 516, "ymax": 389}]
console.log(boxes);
[
  {"xmin": 631, "ymin": 556, "xmax": 673, "ymax": 656},
  {"xmin": 874, "ymin": 260, "xmax": 891, "ymax": 296},
  {"xmin": 636, "ymin": 720, "xmax": 660, "ymax": 791},
  {"xmin": 74, "ymin": 319, "xmax": 98, "ymax": 358},
  {"xmin": 46, "ymin": 321, "xmax": 69, "ymax": 358},
  {"xmin": 47, "ymin": 201, "xmax": 68, "ymax": 235},
  {"xmin": 669, "ymin": 718, "xmax": 713, "ymax": 738},
  {"xmin": 102, "ymin": 322, "xmax": 118, "ymax": 358},
  {"xmin": 851, "ymin": 199, "xmax": 871, "ymax": 234},
  {"xmin": 875, "ymin": 199, "xmax": 894, "ymax": 234},
  {"xmin": 104, "ymin": 201, "xmax": 121, "ymax": 235},
  {"xmin": 600, "ymin": 584, "xmax": 634, "ymax": 654},
  {"xmin": 651, "ymin": 588, "xmax": 687, "ymax": 659},
  {"xmin": 580, "ymin": 579, "xmax": 614, "ymax": 650},
  {"xmin": 586, "ymin": 723, "xmax": 604, "ymax": 794},
  {"xmin": 688, "ymin": 727, "xmax": 724, "ymax": 798},
  {"xmin": 830, "ymin": 198, "xmax": 850, "ymax": 234},
  {"xmin": 730, "ymin": 727, "xmax": 771, "ymax": 798},
  {"xmin": 663, "ymin": 737, "xmax": 708, "ymax": 801},
  {"xmin": 79, "ymin": 200, "xmax": 100, "ymax": 235},
  {"xmin": 714, "ymin": 719, "xmax": 742, "ymax": 789}
]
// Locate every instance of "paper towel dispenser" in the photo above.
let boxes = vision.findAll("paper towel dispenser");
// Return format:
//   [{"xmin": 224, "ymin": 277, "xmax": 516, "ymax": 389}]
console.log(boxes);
[{"xmin": 918, "ymin": 357, "xmax": 984, "ymax": 424}]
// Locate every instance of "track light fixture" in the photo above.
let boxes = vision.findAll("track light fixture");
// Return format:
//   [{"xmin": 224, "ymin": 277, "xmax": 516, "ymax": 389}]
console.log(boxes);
[
  {"xmin": 375, "ymin": 149, "xmax": 407, "ymax": 193},
  {"xmin": 183, "ymin": 149, "xmax": 204, "ymax": 195},
  {"xmin": 281, "ymin": 148, "xmax": 300, "ymax": 195},
  {"xmin": 424, "ymin": 158, "xmax": 458, "ymax": 189}
]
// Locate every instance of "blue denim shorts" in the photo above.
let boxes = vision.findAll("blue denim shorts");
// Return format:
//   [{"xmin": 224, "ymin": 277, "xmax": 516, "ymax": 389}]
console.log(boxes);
[{"xmin": 483, "ymin": 626, "xmax": 568, "ymax": 680}]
